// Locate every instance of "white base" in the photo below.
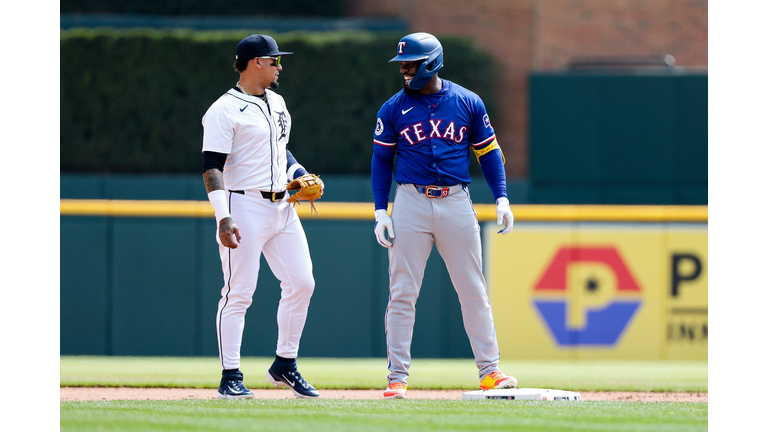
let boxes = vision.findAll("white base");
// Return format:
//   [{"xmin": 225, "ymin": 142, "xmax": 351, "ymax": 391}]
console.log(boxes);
[{"xmin": 462, "ymin": 388, "xmax": 581, "ymax": 401}]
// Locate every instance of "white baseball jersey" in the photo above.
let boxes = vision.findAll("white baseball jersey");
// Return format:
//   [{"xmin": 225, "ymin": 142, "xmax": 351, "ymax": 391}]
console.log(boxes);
[
  {"xmin": 202, "ymin": 86, "xmax": 314, "ymax": 370},
  {"xmin": 202, "ymin": 88, "xmax": 292, "ymax": 192}
]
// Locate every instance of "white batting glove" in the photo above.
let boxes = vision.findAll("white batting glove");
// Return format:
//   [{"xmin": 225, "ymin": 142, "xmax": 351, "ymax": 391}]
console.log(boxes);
[
  {"xmin": 495, "ymin": 197, "xmax": 514, "ymax": 235},
  {"xmin": 374, "ymin": 209, "xmax": 395, "ymax": 248}
]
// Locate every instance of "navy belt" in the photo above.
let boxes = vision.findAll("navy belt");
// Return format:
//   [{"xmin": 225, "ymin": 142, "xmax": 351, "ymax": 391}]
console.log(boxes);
[{"xmin": 230, "ymin": 190, "xmax": 285, "ymax": 202}]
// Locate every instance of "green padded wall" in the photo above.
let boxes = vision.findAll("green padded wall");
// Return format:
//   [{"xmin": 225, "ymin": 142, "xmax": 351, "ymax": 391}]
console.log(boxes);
[
  {"xmin": 60, "ymin": 213, "xmax": 476, "ymax": 359},
  {"xmin": 529, "ymin": 71, "xmax": 707, "ymax": 204}
]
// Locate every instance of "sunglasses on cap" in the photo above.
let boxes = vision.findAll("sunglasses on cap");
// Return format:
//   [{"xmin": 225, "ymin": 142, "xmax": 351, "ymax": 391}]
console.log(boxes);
[{"xmin": 258, "ymin": 56, "xmax": 281, "ymax": 67}]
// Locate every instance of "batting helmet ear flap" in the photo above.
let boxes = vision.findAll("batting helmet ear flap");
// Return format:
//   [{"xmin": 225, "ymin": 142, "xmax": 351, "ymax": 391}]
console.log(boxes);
[{"xmin": 424, "ymin": 56, "xmax": 442, "ymax": 74}]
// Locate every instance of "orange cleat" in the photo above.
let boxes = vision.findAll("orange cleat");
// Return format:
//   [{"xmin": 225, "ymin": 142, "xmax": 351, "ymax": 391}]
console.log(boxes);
[
  {"xmin": 383, "ymin": 382, "xmax": 408, "ymax": 399},
  {"xmin": 480, "ymin": 371, "xmax": 518, "ymax": 390}
]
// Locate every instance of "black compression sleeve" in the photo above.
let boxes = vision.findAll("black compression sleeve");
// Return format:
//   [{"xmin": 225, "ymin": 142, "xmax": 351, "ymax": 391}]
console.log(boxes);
[{"xmin": 203, "ymin": 151, "xmax": 228, "ymax": 172}]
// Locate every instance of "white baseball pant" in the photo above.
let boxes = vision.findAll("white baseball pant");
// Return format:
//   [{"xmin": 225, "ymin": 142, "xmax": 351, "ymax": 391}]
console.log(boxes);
[{"xmin": 215, "ymin": 191, "xmax": 315, "ymax": 370}]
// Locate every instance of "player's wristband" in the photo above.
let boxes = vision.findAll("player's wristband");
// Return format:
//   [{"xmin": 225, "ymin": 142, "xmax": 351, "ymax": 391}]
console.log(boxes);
[
  {"xmin": 207, "ymin": 190, "xmax": 231, "ymax": 223},
  {"xmin": 287, "ymin": 163, "xmax": 307, "ymax": 181}
]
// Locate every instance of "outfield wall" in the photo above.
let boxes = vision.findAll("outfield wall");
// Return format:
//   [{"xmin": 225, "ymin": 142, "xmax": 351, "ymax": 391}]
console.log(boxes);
[
  {"xmin": 59, "ymin": 202, "xmax": 474, "ymax": 359},
  {"xmin": 60, "ymin": 193, "xmax": 706, "ymax": 360}
]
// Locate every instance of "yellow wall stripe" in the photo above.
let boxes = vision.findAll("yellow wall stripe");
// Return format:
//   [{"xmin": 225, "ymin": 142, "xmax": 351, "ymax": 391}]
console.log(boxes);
[{"xmin": 60, "ymin": 199, "xmax": 708, "ymax": 222}]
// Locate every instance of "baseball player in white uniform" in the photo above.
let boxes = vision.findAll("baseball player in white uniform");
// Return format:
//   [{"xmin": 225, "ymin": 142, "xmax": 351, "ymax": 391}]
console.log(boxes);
[
  {"xmin": 371, "ymin": 33, "xmax": 518, "ymax": 399},
  {"xmin": 202, "ymin": 34, "xmax": 320, "ymax": 399}
]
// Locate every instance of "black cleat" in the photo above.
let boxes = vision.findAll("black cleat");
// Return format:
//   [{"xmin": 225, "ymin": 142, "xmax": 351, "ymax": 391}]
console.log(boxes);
[
  {"xmin": 266, "ymin": 367, "xmax": 321, "ymax": 399},
  {"xmin": 218, "ymin": 369, "xmax": 254, "ymax": 399}
]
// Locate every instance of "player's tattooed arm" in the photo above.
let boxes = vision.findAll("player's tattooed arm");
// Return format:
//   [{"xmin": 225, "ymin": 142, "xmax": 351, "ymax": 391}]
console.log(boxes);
[
  {"xmin": 203, "ymin": 168, "xmax": 225, "ymax": 193},
  {"xmin": 203, "ymin": 168, "xmax": 241, "ymax": 248},
  {"xmin": 202, "ymin": 151, "xmax": 228, "ymax": 192}
]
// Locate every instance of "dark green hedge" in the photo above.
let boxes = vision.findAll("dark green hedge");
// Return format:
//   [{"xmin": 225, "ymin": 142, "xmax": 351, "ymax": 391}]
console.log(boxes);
[
  {"xmin": 61, "ymin": 0, "xmax": 345, "ymax": 17},
  {"xmin": 61, "ymin": 29, "xmax": 499, "ymax": 174}
]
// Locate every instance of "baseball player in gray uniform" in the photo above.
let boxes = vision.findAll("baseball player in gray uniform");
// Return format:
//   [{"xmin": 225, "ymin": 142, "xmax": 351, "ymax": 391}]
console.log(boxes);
[
  {"xmin": 202, "ymin": 34, "xmax": 320, "ymax": 399},
  {"xmin": 371, "ymin": 33, "xmax": 517, "ymax": 399}
]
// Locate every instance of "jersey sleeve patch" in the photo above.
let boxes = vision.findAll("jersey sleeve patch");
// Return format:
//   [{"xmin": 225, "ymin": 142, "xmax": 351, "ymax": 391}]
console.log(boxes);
[{"xmin": 373, "ymin": 102, "xmax": 398, "ymax": 144}]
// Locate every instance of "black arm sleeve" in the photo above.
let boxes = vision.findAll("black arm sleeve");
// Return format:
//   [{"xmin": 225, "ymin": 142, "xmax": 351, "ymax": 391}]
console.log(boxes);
[{"xmin": 203, "ymin": 151, "xmax": 228, "ymax": 172}]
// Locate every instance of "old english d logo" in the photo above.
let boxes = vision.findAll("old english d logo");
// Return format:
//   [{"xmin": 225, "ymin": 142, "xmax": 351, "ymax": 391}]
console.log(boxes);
[
  {"xmin": 533, "ymin": 247, "xmax": 641, "ymax": 346},
  {"xmin": 275, "ymin": 110, "xmax": 288, "ymax": 140}
]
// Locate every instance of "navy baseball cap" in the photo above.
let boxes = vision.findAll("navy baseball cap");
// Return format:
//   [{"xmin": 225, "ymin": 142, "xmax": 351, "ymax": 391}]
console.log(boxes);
[{"xmin": 236, "ymin": 34, "xmax": 293, "ymax": 61}]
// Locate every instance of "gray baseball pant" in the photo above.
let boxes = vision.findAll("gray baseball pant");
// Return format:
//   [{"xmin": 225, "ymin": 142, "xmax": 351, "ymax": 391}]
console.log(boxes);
[{"xmin": 385, "ymin": 184, "xmax": 501, "ymax": 384}]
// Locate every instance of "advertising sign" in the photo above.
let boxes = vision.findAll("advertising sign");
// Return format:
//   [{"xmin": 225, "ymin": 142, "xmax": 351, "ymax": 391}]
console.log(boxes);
[{"xmin": 487, "ymin": 223, "xmax": 707, "ymax": 360}]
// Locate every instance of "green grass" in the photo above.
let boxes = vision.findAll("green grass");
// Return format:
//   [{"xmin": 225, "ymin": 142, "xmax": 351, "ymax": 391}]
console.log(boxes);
[
  {"xmin": 60, "ymin": 356, "xmax": 707, "ymax": 392},
  {"xmin": 60, "ymin": 356, "xmax": 707, "ymax": 431},
  {"xmin": 60, "ymin": 399, "xmax": 708, "ymax": 432}
]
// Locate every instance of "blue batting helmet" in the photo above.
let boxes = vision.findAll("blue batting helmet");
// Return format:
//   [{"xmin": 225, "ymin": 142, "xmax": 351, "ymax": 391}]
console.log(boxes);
[{"xmin": 389, "ymin": 32, "xmax": 444, "ymax": 90}]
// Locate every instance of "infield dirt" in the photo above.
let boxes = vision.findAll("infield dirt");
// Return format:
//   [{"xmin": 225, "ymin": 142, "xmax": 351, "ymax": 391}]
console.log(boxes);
[{"xmin": 60, "ymin": 387, "xmax": 707, "ymax": 402}]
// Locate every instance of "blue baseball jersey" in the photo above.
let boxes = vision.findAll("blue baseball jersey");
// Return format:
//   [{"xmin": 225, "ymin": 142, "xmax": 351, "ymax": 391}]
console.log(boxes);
[{"xmin": 371, "ymin": 79, "xmax": 506, "ymax": 210}]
